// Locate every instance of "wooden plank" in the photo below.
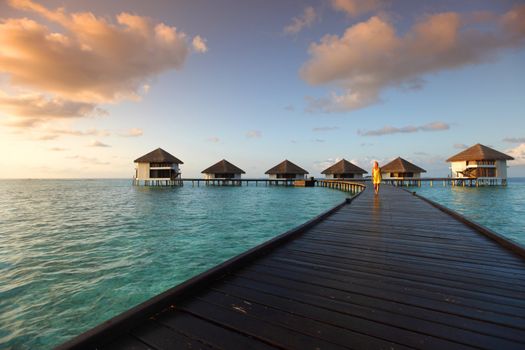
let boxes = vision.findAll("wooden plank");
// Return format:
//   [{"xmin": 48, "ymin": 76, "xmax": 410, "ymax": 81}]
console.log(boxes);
[
  {"xmin": 248, "ymin": 259, "xmax": 525, "ymax": 309},
  {"xmin": 275, "ymin": 248, "xmax": 525, "ymax": 290},
  {"xmin": 279, "ymin": 242, "xmax": 525, "ymax": 290},
  {"xmin": 100, "ymin": 335, "xmax": 154, "ymax": 350},
  {"xmin": 156, "ymin": 310, "xmax": 277, "ymax": 350},
  {"xmin": 132, "ymin": 320, "xmax": 216, "ymax": 350},
  {"xmin": 287, "ymin": 239, "xmax": 525, "ymax": 274},
  {"xmin": 223, "ymin": 272, "xmax": 525, "ymax": 343},
  {"xmin": 224, "ymin": 271, "xmax": 525, "ymax": 330},
  {"xmin": 301, "ymin": 228, "xmax": 521, "ymax": 258},
  {"xmin": 196, "ymin": 288, "xmax": 404, "ymax": 349},
  {"xmin": 296, "ymin": 235, "xmax": 523, "ymax": 266},
  {"xmin": 178, "ymin": 298, "xmax": 351, "ymax": 350},
  {"xmin": 220, "ymin": 274, "xmax": 525, "ymax": 349},
  {"xmin": 208, "ymin": 277, "xmax": 505, "ymax": 350},
  {"xmin": 281, "ymin": 243, "xmax": 525, "ymax": 279}
]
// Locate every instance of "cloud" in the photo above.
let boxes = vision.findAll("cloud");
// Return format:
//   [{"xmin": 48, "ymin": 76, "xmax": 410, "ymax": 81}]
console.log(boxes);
[
  {"xmin": 67, "ymin": 155, "xmax": 109, "ymax": 165},
  {"xmin": 0, "ymin": 91, "xmax": 106, "ymax": 122},
  {"xmin": 503, "ymin": 137, "xmax": 525, "ymax": 143},
  {"xmin": 51, "ymin": 128, "xmax": 110, "ymax": 137},
  {"xmin": 507, "ymin": 143, "xmax": 525, "ymax": 165},
  {"xmin": 192, "ymin": 35, "xmax": 208, "ymax": 53},
  {"xmin": 313, "ymin": 138, "xmax": 325, "ymax": 143},
  {"xmin": 246, "ymin": 130, "xmax": 262, "ymax": 138},
  {"xmin": 453, "ymin": 143, "xmax": 469, "ymax": 149},
  {"xmin": 284, "ymin": 6, "xmax": 317, "ymax": 35},
  {"xmin": 284, "ymin": 105, "xmax": 295, "ymax": 111},
  {"xmin": 331, "ymin": 0, "xmax": 384, "ymax": 17},
  {"xmin": 89, "ymin": 140, "xmax": 110, "ymax": 147},
  {"xmin": 314, "ymin": 157, "xmax": 370, "ymax": 173},
  {"xmin": 0, "ymin": 0, "xmax": 203, "ymax": 125},
  {"xmin": 359, "ymin": 121, "xmax": 450, "ymax": 136},
  {"xmin": 312, "ymin": 126, "xmax": 339, "ymax": 132},
  {"xmin": 301, "ymin": 6, "xmax": 525, "ymax": 112},
  {"xmin": 119, "ymin": 128, "xmax": 143, "ymax": 137},
  {"xmin": 207, "ymin": 136, "xmax": 220, "ymax": 143},
  {"xmin": 37, "ymin": 134, "xmax": 59, "ymax": 140},
  {"xmin": 2, "ymin": 117, "xmax": 41, "ymax": 128},
  {"xmin": 50, "ymin": 147, "xmax": 67, "ymax": 151},
  {"xmin": 313, "ymin": 157, "xmax": 343, "ymax": 172}
]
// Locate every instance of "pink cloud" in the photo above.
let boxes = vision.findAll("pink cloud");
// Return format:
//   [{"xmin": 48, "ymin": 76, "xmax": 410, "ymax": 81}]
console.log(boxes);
[
  {"xmin": 119, "ymin": 128, "xmax": 143, "ymax": 137},
  {"xmin": 0, "ymin": 0, "xmax": 204, "ymax": 126},
  {"xmin": 301, "ymin": 6, "xmax": 525, "ymax": 112},
  {"xmin": 507, "ymin": 143, "xmax": 525, "ymax": 166},
  {"xmin": 331, "ymin": 0, "xmax": 384, "ymax": 17},
  {"xmin": 89, "ymin": 140, "xmax": 110, "ymax": 147},
  {"xmin": 284, "ymin": 6, "xmax": 317, "ymax": 35},
  {"xmin": 359, "ymin": 122, "xmax": 450, "ymax": 136}
]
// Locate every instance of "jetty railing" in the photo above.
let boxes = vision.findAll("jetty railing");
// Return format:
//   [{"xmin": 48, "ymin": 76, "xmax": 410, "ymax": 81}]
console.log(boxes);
[
  {"xmin": 316, "ymin": 179, "xmax": 366, "ymax": 194},
  {"xmin": 133, "ymin": 177, "xmax": 507, "ymax": 187},
  {"xmin": 382, "ymin": 177, "xmax": 508, "ymax": 187},
  {"xmin": 181, "ymin": 178, "xmax": 302, "ymax": 187}
]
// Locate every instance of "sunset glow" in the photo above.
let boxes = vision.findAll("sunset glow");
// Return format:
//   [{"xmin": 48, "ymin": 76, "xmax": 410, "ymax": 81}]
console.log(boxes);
[{"xmin": 1, "ymin": 0, "xmax": 524, "ymax": 178}]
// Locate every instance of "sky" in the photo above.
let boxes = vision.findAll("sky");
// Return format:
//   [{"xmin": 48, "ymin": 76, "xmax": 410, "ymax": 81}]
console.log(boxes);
[{"xmin": 0, "ymin": 0, "xmax": 524, "ymax": 178}]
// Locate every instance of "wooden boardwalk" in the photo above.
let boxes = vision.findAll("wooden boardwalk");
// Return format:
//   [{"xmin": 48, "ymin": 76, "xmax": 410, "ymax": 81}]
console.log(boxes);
[{"xmin": 57, "ymin": 185, "xmax": 525, "ymax": 350}]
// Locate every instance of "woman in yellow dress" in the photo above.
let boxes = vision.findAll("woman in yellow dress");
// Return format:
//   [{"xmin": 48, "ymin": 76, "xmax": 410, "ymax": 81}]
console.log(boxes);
[{"xmin": 372, "ymin": 161, "xmax": 382, "ymax": 195}]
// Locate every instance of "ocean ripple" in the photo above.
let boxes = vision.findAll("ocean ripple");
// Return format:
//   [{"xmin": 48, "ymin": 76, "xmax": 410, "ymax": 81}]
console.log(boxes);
[{"xmin": 0, "ymin": 179, "xmax": 348, "ymax": 349}]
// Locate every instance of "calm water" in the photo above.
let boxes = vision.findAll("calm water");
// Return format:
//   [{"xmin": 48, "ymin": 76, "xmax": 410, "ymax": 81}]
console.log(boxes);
[
  {"xmin": 414, "ymin": 178, "xmax": 525, "ymax": 245},
  {"xmin": 0, "ymin": 180, "xmax": 349, "ymax": 349}
]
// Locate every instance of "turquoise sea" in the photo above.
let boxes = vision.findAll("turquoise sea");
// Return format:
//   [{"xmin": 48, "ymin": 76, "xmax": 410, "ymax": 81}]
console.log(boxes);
[{"xmin": 0, "ymin": 180, "xmax": 349, "ymax": 349}]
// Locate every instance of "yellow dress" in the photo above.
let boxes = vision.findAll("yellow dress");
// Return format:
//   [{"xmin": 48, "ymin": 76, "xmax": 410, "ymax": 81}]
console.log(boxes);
[{"xmin": 372, "ymin": 167, "xmax": 382, "ymax": 184}]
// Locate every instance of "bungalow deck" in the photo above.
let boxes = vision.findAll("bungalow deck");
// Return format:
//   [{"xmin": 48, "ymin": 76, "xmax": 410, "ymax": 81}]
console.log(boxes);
[{"xmin": 56, "ymin": 184, "xmax": 525, "ymax": 350}]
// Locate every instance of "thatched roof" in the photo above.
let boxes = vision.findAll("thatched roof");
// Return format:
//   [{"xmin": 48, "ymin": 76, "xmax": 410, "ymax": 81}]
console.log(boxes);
[
  {"xmin": 381, "ymin": 157, "xmax": 426, "ymax": 173},
  {"xmin": 265, "ymin": 160, "xmax": 308, "ymax": 175},
  {"xmin": 321, "ymin": 159, "xmax": 367, "ymax": 175},
  {"xmin": 446, "ymin": 143, "xmax": 514, "ymax": 162},
  {"xmin": 134, "ymin": 148, "xmax": 183, "ymax": 164},
  {"xmin": 201, "ymin": 159, "xmax": 245, "ymax": 174}
]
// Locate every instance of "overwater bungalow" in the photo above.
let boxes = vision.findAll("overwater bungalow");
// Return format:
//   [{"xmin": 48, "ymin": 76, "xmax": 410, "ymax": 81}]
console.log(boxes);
[
  {"xmin": 446, "ymin": 143, "xmax": 513, "ymax": 185},
  {"xmin": 321, "ymin": 159, "xmax": 367, "ymax": 179},
  {"xmin": 201, "ymin": 159, "xmax": 245, "ymax": 179},
  {"xmin": 265, "ymin": 160, "xmax": 308, "ymax": 179},
  {"xmin": 133, "ymin": 148, "xmax": 183, "ymax": 186},
  {"xmin": 381, "ymin": 157, "xmax": 426, "ymax": 182}
]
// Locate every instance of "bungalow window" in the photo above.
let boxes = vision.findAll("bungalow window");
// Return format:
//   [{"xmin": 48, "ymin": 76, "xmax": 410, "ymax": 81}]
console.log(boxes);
[
  {"xmin": 476, "ymin": 168, "xmax": 496, "ymax": 177},
  {"xmin": 150, "ymin": 169, "xmax": 171, "ymax": 178},
  {"xmin": 150, "ymin": 162, "xmax": 171, "ymax": 168},
  {"xmin": 277, "ymin": 174, "xmax": 297, "ymax": 179}
]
